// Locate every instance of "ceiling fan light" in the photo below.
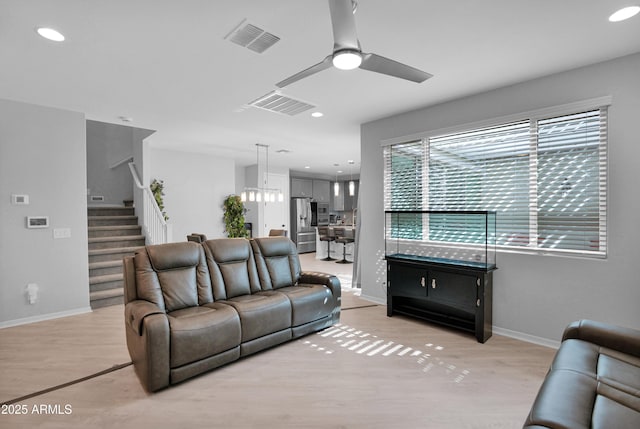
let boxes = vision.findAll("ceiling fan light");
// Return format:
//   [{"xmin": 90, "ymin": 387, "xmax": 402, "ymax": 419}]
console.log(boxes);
[{"xmin": 332, "ymin": 50, "xmax": 362, "ymax": 70}]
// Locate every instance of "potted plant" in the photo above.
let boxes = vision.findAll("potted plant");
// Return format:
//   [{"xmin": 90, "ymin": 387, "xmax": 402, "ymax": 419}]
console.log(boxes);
[
  {"xmin": 150, "ymin": 179, "xmax": 169, "ymax": 221},
  {"xmin": 223, "ymin": 195, "xmax": 249, "ymax": 238}
]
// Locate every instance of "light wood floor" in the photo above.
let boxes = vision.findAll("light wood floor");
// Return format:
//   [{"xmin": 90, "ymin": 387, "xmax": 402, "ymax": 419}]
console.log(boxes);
[{"xmin": 0, "ymin": 253, "xmax": 555, "ymax": 428}]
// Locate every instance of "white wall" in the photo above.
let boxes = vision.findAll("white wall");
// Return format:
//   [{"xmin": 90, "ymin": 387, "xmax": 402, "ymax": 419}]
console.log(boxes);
[
  {"xmin": 0, "ymin": 99, "xmax": 90, "ymax": 326},
  {"xmin": 359, "ymin": 53, "xmax": 640, "ymax": 343},
  {"xmin": 149, "ymin": 148, "xmax": 236, "ymax": 242}
]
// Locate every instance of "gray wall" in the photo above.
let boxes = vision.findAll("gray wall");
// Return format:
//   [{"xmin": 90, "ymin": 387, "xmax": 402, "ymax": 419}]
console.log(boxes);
[
  {"xmin": 149, "ymin": 148, "xmax": 236, "ymax": 242},
  {"xmin": 0, "ymin": 99, "xmax": 90, "ymax": 326},
  {"xmin": 359, "ymin": 53, "xmax": 640, "ymax": 344},
  {"xmin": 86, "ymin": 120, "xmax": 134, "ymax": 206}
]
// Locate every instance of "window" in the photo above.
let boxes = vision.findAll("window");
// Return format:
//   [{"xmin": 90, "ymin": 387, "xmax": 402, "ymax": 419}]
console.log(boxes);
[{"xmin": 383, "ymin": 101, "xmax": 608, "ymax": 257}]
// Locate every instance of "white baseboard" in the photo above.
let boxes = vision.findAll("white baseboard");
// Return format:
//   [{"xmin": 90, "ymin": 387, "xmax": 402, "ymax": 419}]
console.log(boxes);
[
  {"xmin": 492, "ymin": 326, "xmax": 560, "ymax": 349},
  {"xmin": 348, "ymin": 293, "xmax": 560, "ymax": 349},
  {"xmin": 358, "ymin": 293, "xmax": 386, "ymax": 306},
  {"xmin": 0, "ymin": 307, "xmax": 92, "ymax": 329}
]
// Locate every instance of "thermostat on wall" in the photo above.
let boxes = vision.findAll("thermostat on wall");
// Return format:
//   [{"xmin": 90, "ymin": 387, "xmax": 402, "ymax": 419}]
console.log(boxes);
[
  {"xmin": 26, "ymin": 216, "xmax": 49, "ymax": 229},
  {"xmin": 11, "ymin": 194, "xmax": 29, "ymax": 205}
]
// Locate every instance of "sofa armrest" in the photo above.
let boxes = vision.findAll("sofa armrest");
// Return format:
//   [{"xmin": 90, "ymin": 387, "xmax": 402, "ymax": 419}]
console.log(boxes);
[
  {"xmin": 125, "ymin": 300, "xmax": 165, "ymax": 336},
  {"xmin": 124, "ymin": 300, "xmax": 170, "ymax": 392},
  {"xmin": 562, "ymin": 319, "xmax": 640, "ymax": 358},
  {"xmin": 300, "ymin": 271, "xmax": 342, "ymax": 300}
]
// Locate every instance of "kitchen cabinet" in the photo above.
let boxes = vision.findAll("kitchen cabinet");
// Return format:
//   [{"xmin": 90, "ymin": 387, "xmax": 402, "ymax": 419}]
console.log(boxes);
[
  {"xmin": 291, "ymin": 178, "xmax": 313, "ymax": 198},
  {"xmin": 330, "ymin": 181, "xmax": 358, "ymax": 211},
  {"xmin": 343, "ymin": 180, "xmax": 358, "ymax": 210},
  {"xmin": 312, "ymin": 180, "xmax": 330, "ymax": 202}
]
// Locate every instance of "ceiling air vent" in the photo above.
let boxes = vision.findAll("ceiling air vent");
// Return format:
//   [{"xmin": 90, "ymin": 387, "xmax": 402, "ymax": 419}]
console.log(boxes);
[
  {"xmin": 248, "ymin": 91, "xmax": 315, "ymax": 116},
  {"xmin": 224, "ymin": 19, "xmax": 280, "ymax": 54}
]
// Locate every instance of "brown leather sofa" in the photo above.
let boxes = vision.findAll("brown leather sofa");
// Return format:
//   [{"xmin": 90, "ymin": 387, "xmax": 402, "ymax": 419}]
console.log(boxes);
[
  {"xmin": 123, "ymin": 236, "xmax": 341, "ymax": 392},
  {"xmin": 524, "ymin": 319, "xmax": 640, "ymax": 428}
]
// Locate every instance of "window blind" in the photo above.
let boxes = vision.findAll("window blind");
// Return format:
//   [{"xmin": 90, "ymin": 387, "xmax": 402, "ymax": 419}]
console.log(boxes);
[
  {"xmin": 536, "ymin": 110, "xmax": 607, "ymax": 252},
  {"xmin": 383, "ymin": 106, "xmax": 608, "ymax": 256},
  {"xmin": 383, "ymin": 141, "xmax": 424, "ymax": 239},
  {"xmin": 428, "ymin": 121, "xmax": 531, "ymax": 246}
]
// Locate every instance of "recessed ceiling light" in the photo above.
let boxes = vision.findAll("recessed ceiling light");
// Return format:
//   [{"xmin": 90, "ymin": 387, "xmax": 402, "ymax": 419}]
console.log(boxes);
[
  {"xmin": 36, "ymin": 27, "xmax": 65, "ymax": 42},
  {"xmin": 311, "ymin": 112, "xmax": 324, "ymax": 118},
  {"xmin": 609, "ymin": 6, "xmax": 640, "ymax": 22},
  {"xmin": 304, "ymin": 166, "xmax": 311, "ymax": 169}
]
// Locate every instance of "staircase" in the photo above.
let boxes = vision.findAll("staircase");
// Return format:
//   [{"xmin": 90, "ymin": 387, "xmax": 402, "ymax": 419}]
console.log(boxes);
[{"xmin": 88, "ymin": 203, "xmax": 145, "ymax": 309}]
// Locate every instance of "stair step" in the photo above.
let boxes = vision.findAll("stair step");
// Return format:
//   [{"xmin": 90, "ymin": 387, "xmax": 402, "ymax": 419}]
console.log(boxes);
[
  {"xmin": 89, "ymin": 273, "xmax": 123, "ymax": 292},
  {"xmin": 88, "ymin": 207, "xmax": 135, "ymax": 217},
  {"xmin": 90, "ymin": 288, "xmax": 124, "ymax": 310},
  {"xmin": 88, "ymin": 225, "xmax": 142, "ymax": 238},
  {"xmin": 88, "ymin": 246, "xmax": 143, "ymax": 263},
  {"xmin": 89, "ymin": 260, "xmax": 122, "ymax": 277},
  {"xmin": 88, "ymin": 215, "xmax": 138, "ymax": 227},
  {"xmin": 88, "ymin": 235, "xmax": 146, "ymax": 250}
]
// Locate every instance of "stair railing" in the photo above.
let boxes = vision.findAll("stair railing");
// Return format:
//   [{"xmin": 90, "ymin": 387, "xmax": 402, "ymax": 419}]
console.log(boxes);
[{"xmin": 128, "ymin": 162, "xmax": 169, "ymax": 244}]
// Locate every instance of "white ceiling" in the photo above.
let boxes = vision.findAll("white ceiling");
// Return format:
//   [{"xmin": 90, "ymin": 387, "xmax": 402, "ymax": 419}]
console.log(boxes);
[{"xmin": 2, "ymin": 1, "xmax": 639, "ymax": 176}]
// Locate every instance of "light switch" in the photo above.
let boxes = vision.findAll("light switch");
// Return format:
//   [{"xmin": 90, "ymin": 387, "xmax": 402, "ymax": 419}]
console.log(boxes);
[{"xmin": 53, "ymin": 228, "xmax": 71, "ymax": 239}]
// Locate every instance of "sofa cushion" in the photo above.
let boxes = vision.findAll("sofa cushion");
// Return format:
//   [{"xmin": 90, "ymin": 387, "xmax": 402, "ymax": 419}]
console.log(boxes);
[
  {"xmin": 168, "ymin": 303, "xmax": 240, "ymax": 368},
  {"xmin": 591, "ymin": 394, "xmax": 640, "ymax": 429},
  {"xmin": 525, "ymin": 334, "xmax": 640, "ymax": 428},
  {"xmin": 222, "ymin": 291, "xmax": 291, "ymax": 342},
  {"xmin": 134, "ymin": 242, "xmax": 213, "ymax": 312},
  {"xmin": 202, "ymin": 238, "xmax": 261, "ymax": 300},
  {"xmin": 251, "ymin": 237, "xmax": 301, "ymax": 290},
  {"xmin": 526, "ymin": 368, "xmax": 597, "ymax": 428},
  {"xmin": 550, "ymin": 338, "xmax": 599, "ymax": 375},
  {"xmin": 276, "ymin": 285, "xmax": 334, "ymax": 326}
]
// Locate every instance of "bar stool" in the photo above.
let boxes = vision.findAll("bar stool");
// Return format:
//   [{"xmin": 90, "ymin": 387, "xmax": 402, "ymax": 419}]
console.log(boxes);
[
  {"xmin": 318, "ymin": 226, "xmax": 336, "ymax": 261},
  {"xmin": 334, "ymin": 227, "xmax": 354, "ymax": 264}
]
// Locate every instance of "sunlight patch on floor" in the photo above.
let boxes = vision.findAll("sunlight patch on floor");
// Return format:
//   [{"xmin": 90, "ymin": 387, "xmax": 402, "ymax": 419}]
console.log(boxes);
[{"xmin": 300, "ymin": 323, "xmax": 471, "ymax": 383}]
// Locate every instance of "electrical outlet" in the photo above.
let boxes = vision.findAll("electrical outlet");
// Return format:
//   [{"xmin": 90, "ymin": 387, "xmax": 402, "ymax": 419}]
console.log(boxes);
[{"xmin": 26, "ymin": 283, "xmax": 38, "ymax": 304}]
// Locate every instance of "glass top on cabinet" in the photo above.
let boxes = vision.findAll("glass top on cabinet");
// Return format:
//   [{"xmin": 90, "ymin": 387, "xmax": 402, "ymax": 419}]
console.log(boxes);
[{"xmin": 385, "ymin": 210, "xmax": 497, "ymax": 271}]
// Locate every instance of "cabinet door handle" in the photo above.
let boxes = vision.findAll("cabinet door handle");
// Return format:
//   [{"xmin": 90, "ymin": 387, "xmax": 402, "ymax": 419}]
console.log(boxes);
[
  {"xmin": 420, "ymin": 277, "xmax": 426, "ymax": 287},
  {"xmin": 431, "ymin": 279, "xmax": 437, "ymax": 289}
]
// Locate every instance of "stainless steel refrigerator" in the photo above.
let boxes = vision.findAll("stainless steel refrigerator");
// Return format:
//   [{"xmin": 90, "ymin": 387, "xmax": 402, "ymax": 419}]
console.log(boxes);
[{"xmin": 290, "ymin": 197, "xmax": 316, "ymax": 253}]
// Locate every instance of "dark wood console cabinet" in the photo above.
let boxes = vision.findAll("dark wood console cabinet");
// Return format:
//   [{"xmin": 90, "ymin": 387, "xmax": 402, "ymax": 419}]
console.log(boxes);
[{"xmin": 386, "ymin": 256, "xmax": 494, "ymax": 343}]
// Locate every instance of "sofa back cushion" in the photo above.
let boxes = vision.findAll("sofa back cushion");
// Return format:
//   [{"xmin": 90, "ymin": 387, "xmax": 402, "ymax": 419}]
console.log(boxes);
[
  {"xmin": 251, "ymin": 237, "xmax": 301, "ymax": 290},
  {"xmin": 134, "ymin": 242, "xmax": 213, "ymax": 312},
  {"xmin": 202, "ymin": 238, "xmax": 261, "ymax": 300}
]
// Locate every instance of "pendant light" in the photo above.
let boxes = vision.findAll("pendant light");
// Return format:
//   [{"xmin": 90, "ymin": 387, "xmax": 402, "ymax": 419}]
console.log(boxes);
[
  {"xmin": 240, "ymin": 144, "xmax": 284, "ymax": 203},
  {"xmin": 348, "ymin": 160, "xmax": 355, "ymax": 196}
]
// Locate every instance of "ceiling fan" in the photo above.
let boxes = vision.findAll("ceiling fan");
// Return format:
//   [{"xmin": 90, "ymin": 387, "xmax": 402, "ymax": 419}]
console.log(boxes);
[{"xmin": 276, "ymin": 0, "xmax": 433, "ymax": 88}]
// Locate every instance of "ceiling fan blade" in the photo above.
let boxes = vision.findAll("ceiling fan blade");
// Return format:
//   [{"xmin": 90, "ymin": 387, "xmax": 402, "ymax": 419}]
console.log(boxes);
[
  {"xmin": 360, "ymin": 52, "xmax": 433, "ymax": 83},
  {"xmin": 276, "ymin": 55, "xmax": 333, "ymax": 88},
  {"xmin": 328, "ymin": 0, "xmax": 360, "ymax": 51}
]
